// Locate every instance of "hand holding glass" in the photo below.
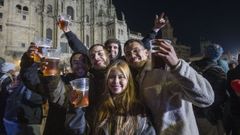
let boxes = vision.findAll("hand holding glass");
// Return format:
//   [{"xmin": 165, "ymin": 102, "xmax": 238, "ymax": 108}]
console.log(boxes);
[{"xmin": 150, "ymin": 39, "xmax": 172, "ymax": 69}]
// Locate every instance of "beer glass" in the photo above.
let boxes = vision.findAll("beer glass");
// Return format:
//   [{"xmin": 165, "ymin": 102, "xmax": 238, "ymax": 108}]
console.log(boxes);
[
  {"xmin": 57, "ymin": 14, "xmax": 71, "ymax": 29},
  {"xmin": 33, "ymin": 38, "xmax": 52, "ymax": 63},
  {"xmin": 70, "ymin": 78, "xmax": 89, "ymax": 107},
  {"xmin": 42, "ymin": 48, "xmax": 60, "ymax": 76},
  {"xmin": 150, "ymin": 39, "xmax": 172, "ymax": 69}
]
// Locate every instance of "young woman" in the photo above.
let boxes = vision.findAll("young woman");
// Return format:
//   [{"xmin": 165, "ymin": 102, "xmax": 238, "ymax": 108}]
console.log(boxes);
[{"xmin": 65, "ymin": 60, "xmax": 155, "ymax": 135}]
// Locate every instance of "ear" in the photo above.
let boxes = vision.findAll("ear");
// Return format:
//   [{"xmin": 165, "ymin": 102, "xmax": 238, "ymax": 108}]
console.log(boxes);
[{"xmin": 144, "ymin": 49, "xmax": 149, "ymax": 57}]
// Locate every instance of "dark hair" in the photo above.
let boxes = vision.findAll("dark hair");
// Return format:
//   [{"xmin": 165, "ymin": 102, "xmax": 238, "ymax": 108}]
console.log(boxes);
[
  {"xmin": 70, "ymin": 52, "xmax": 91, "ymax": 68},
  {"xmin": 124, "ymin": 39, "xmax": 145, "ymax": 50},
  {"xmin": 89, "ymin": 44, "xmax": 109, "ymax": 55},
  {"xmin": 104, "ymin": 39, "xmax": 122, "ymax": 60}
]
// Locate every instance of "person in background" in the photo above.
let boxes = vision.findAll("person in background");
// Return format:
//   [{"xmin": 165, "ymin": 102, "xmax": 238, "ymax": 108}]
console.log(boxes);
[
  {"xmin": 123, "ymin": 38, "xmax": 214, "ymax": 135},
  {"xmin": 65, "ymin": 60, "xmax": 156, "ymax": 135},
  {"xmin": 18, "ymin": 42, "xmax": 47, "ymax": 135},
  {"xmin": 226, "ymin": 53, "xmax": 240, "ymax": 135},
  {"xmin": 191, "ymin": 44, "xmax": 228, "ymax": 135},
  {"xmin": 104, "ymin": 38, "xmax": 122, "ymax": 63},
  {"xmin": 42, "ymin": 51, "xmax": 91, "ymax": 135},
  {"xmin": 0, "ymin": 62, "xmax": 16, "ymax": 135}
]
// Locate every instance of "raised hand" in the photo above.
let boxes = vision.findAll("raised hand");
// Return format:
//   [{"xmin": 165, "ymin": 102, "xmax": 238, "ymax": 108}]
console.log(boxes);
[
  {"xmin": 153, "ymin": 12, "xmax": 168, "ymax": 30},
  {"xmin": 152, "ymin": 39, "xmax": 179, "ymax": 68}
]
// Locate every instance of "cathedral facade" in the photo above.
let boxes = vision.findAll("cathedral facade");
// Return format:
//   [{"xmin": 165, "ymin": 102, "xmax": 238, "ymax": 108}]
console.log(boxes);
[
  {"xmin": 0, "ymin": 0, "xmax": 190, "ymax": 63},
  {"xmin": 0, "ymin": 0, "xmax": 141, "ymax": 62}
]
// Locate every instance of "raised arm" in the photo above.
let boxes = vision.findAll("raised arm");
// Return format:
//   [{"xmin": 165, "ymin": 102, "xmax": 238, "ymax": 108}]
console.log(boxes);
[
  {"xmin": 57, "ymin": 19, "xmax": 88, "ymax": 55},
  {"xmin": 142, "ymin": 12, "xmax": 167, "ymax": 50}
]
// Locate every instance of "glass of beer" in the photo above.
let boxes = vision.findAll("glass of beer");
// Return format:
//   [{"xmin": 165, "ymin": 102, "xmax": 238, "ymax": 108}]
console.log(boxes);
[
  {"xmin": 70, "ymin": 78, "xmax": 89, "ymax": 108},
  {"xmin": 42, "ymin": 49, "xmax": 60, "ymax": 76},
  {"xmin": 33, "ymin": 39, "xmax": 52, "ymax": 63},
  {"xmin": 150, "ymin": 39, "xmax": 172, "ymax": 70},
  {"xmin": 57, "ymin": 14, "xmax": 71, "ymax": 29}
]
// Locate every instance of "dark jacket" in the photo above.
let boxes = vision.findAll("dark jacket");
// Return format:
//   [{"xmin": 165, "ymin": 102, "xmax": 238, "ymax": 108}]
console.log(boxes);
[
  {"xmin": 191, "ymin": 58, "xmax": 228, "ymax": 123},
  {"xmin": 227, "ymin": 64, "xmax": 240, "ymax": 115},
  {"xmin": 4, "ymin": 81, "xmax": 44, "ymax": 124}
]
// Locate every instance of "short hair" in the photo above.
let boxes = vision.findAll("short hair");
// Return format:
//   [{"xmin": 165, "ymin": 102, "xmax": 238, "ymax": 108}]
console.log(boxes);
[
  {"xmin": 104, "ymin": 39, "xmax": 121, "ymax": 47},
  {"xmin": 89, "ymin": 44, "xmax": 109, "ymax": 54},
  {"xmin": 70, "ymin": 52, "xmax": 91, "ymax": 68},
  {"xmin": 124, "ymin": 39, "xmax": 145, "ymax": 50}
]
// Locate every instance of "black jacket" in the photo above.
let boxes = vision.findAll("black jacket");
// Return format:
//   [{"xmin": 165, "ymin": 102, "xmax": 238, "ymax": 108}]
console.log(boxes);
[
  {"xmin": 227, "ymin": 64, "xmax": 240, "ymax": 115},
  {"xmin": 4, "ymin": 82, "xmax": 44, "ymax": 124}
]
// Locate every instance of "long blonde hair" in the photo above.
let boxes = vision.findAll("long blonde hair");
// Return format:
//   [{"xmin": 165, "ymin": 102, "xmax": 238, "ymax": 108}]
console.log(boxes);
[{"xmin": 93, "ymin": 60, "xmax": 144, "ymax": 135}]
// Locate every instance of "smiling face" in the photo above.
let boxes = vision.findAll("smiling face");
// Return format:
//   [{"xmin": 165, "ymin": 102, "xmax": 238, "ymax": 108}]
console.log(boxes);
[
  {"xmin": 124, "ymin": 41, "xmax": 148, "ymax": 69},
  {"xmin": 89, "ymin": 45, "xmax": 110, "ymax": 70},
  {"xmin": 107, "ymin": 68, "xmax": 128, "ymax": 95},
  {"xmin": 106, "ymin": 43, "xmax": 119, "ymax": 60}
]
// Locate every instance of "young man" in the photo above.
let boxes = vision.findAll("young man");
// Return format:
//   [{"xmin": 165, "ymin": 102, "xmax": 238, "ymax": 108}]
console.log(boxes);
[{"xmin": 124, "ymin": 38, "xmax": 214, "ymax": 135}]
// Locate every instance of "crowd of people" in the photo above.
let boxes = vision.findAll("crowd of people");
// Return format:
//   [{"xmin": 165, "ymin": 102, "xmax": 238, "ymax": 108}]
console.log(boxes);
[{"xmin": 0, "ymin": 13, "xmax": 240, "ymax": 135}]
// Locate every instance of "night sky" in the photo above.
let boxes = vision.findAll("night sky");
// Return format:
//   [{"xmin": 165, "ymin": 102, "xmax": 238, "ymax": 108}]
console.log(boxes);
[{"xmin": 113, "ymin": 0, "xmax": 240, "ymax": 55}]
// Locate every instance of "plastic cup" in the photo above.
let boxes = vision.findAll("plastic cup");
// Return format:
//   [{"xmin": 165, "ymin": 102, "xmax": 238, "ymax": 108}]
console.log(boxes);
[
  {"xmin": 150, "ymin": 39, "xmax": 172, "ymax": 69},
  {"xmin": 33, "ymin": 38, "xmax": 52, "ymax": 63},
  {"xmin": 70, "ymin": 78, "xmax": 89, "ymax": 107},
  {"xmin": 42, "ymin": 49, "xmax": 60, "ymax": 76},
  {"xmin": 57, "ymin": 14, "xmax": 71, "ymax": 29}
]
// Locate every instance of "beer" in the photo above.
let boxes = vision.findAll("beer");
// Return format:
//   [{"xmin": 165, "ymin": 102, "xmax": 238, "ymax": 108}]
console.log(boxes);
[
  {"xmin": 72, "ymin": 89, "xmax": 89, "ymax": 107},
  {"xmin": 42, "ymin": 57, "xmax": 60, "ymax": 76},
  {"xmin": 33, "ymin": 45, "xmax": 49, "ymax": 63},
  {"xmin": 59, "ymin": 20, "xmax": 70, "ymax": 29}
]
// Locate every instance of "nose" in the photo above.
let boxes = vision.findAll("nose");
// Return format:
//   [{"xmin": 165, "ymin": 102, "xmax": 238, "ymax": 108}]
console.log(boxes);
[
  {"xmin": 113, "ymin": 77, "xmax": 120, "ymax": 83},
  {"xmin": 93, "ymin": 54, "xmax": 100, "ymax": 60}
]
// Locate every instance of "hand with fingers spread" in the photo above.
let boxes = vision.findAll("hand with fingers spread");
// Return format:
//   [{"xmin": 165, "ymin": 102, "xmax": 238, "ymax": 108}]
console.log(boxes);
[
  {"xmin": 153, "ymin": 12, "xmax": 168, "ymax": 31},
  {"xmin": 152, "ymin": 39, "xmax": 179, "ymax": 68}
]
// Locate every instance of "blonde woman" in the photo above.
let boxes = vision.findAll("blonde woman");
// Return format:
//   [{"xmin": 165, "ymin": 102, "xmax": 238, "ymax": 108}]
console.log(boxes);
[{"xmin": 65, "ymin": 60, "xmax": 155, "ymax": 135}]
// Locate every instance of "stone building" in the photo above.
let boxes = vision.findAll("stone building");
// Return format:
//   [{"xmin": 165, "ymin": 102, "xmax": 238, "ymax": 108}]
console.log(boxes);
[
  {"xmin": 0, "ymin": 0, "xmax": 190, "ymax": 65},
  {"xmin": 0, "ymin": 0, "xmax": 131, "ymax": 63}
]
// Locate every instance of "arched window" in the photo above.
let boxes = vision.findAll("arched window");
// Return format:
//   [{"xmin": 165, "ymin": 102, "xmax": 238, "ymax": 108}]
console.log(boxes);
[
  {"xmin": 46, "ymin": 28, "xmax": 52, "ymax": 40},
  {"xmin": 67, "ymin": 6, "xmax": 74, "ymax": 20},
  {"xmin": 86, "ymin": 35, "xmax": 89, "ymax": 47},
  {"xmin": 86, "ymin": 15, "xmax": 89, "ymax": 23},
  {"xmin": 23, "ymin": 6, "xmax": 28, "ymax": 11},
  {"xmin": 47, "ymin": 4, "xmax": 53, "ymax": 14},
  {"xmin": 23, "ymin": 6, "xmax": 28, "ymax": 14},
  {"xmin": 0, "ymin": 0, "xmax": 4, "ymax": 6},
  {"xmin": 16, "ymin": 4, "xmax": 21, "ymax": 13}
]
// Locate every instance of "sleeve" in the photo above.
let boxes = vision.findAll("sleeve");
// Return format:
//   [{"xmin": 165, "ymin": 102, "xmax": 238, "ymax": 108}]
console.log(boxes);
[
  {"xmin": 170, "ymin": 60, "xmax": 215, "ymax": 107},
  {"xmin": 138, "ymin": 117, "xmax": 156, "ymax": 135},
  {"xmin": 141, "ymin": 30, "xmax": 158, "ymax": 50},
  {"xmin": 65, "ymin": 31, "xmax": 88, "ymax": 55},
  {"xmin": 40, "ymin": 75, "xmax": 69, "ymax": 107},
  {"xmin": 23, "ymin": 88, "xmax": 45, "ymax": 105},
  {"xmin": 65, "ymin": 107, "xmax": 87, "ymax": 135}
]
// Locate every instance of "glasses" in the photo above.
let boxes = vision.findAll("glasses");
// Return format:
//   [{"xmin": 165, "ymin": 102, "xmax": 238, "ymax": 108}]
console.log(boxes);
[{"xmin": 125, "ymin": 48, "xmax": 145, "ymax": 56}]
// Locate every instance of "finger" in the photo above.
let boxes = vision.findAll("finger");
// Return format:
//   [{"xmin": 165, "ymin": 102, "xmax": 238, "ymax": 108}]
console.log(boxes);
[
  {"xmin": 160, "ymin": 12, "xmax": 165, "ymax": 19},
  {"xmin": 155, "ymin": 39, "xmax": 172, "ymax": 51},
  {"xmin": 155, "ymin": 15, "xmax": 159, "ymax": 20}
]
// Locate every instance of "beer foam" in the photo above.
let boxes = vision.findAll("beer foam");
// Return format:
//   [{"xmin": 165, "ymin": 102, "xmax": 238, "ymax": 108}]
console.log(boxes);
[
  {"xmin": 46, "ymin": 57, "xmax": 60, "ymax": 60},
  {"xmin": 37, "ymin": 45, "xmax": 50, "ymax": 48}
]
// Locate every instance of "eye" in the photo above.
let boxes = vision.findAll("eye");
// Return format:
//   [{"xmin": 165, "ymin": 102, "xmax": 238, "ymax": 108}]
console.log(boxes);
[
  {"xmin": 118, "ymin": 74, "xmax": 126, "ymax": 79},
  {"xmin": 98, "ymin": 52, "xmax": 104, "ymax": 57}
]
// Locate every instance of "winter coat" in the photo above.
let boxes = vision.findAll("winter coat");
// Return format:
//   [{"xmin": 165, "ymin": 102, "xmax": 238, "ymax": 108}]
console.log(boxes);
[
  {"xmin": 65, "ymin": 107, "xmax": 156, "ymax": 135},
  {"xmin": 4, "ymin": 82, "xmax": 44, "ymax": 124},
  {"xmin": 138, "ymin": 60, "xmax": 214, "ymax": 135}
]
